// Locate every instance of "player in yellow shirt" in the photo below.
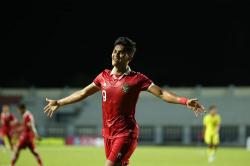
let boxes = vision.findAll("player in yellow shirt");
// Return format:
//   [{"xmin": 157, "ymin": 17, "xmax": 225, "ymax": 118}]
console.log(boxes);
[{"xmin": 203, "ymin": 105, "xmax": 221, "ymax": 163}]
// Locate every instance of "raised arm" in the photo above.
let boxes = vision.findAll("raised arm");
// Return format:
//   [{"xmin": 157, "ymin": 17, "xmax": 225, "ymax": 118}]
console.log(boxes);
[
  {"xmin": 148, "ymin": 84, "xmax": 205, "ymax": 117},
  {"xmin": 44, "ymin": 83, "xmax": 100, "ymax": 118}
]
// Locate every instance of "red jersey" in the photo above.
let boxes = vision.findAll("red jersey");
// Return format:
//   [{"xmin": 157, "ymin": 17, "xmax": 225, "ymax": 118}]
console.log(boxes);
[
  {"xmin": 93, "ymin": 69, "xmax": 153, "ymax": 139},
  {"xmin": 1, "ymin": 112, "xmax": 16, "ymax": 129},
  {"xmin": 22, "ymin": 111, "xmax": 35, "ymax": 135}
]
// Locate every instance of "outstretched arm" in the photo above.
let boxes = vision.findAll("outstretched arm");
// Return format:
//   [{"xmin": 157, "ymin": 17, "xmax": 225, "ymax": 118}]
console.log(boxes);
[
  {"xmin": 44, "ymin": 83, "xmax": 100, "ymax": 118},
  {"xmin": 148, "ymin": 84, "xmax": 205, "ymax": 117}
]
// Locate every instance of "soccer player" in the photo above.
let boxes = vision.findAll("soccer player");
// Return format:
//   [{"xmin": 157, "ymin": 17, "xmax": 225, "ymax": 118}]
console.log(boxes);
[
  {"xmin": 44, "ymin": 37, "xmax": 205, "ymax": 166},
  {"xmin": 0, "ymin": 104, "xmax": 18, "ymax": 151},
  {"xmin": 203, "ymin": 105, "xmax": 221, "ymax": 163},
  {"xmin": 11, "ymin": 104, "xmax": 43, "ymax": 166}
]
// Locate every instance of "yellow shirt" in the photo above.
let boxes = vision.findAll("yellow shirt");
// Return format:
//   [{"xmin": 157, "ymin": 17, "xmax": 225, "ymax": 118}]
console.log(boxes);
[{"xmin": 203, "ymin": 114, "xmax": 221, "ymax": 134}]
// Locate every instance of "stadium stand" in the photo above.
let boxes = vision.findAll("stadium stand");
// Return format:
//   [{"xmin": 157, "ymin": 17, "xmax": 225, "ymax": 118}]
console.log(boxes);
[{"xmin": 0, "ymin": 86, "xmax": 249, "ymax": 146}]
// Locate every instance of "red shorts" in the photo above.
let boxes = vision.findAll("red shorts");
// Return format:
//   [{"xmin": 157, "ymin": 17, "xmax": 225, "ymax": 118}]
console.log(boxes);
[
  {"xmin": 104, "ymin": 136, "xmax": 138, "ymax": 165},
  {"xmin": 17, "ymin": 133, "xmax": 35, "ymax": 150}
]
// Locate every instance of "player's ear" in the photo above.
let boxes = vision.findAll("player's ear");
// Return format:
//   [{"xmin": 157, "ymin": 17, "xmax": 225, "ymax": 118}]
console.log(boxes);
[{"xmin": 127, "ymin": 53, "xmax": 133, "ymax": 62}]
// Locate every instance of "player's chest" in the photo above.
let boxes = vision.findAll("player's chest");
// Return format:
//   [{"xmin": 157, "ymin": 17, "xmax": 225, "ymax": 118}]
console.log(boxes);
[
  {"xmin": 208, "ymin": 118, "xmax": 218, "ymax": 125},
  {"xmin": 101, "ymin": 77, "xmax": 139, "ymax": 94}
]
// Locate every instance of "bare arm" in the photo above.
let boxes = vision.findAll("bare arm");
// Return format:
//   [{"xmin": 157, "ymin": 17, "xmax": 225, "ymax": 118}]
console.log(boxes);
[
  {"xmin": 1, "ymin": 118, "xmax": 4, "ymax": 126},
  {"xmin": 10, "ymin": 119, "xmax": 18, "ymax": 126},
  {"xmin": 148, "ymin": 84, "xmax": 185, "ymax": 104},
  {"xmin": 216, "ymin": 123, "xmax": 220, "ymax": 134},
  {"xmin": 57, "ymin": 83, "xmax": 100, "ymax": 106},
  {"xmin": 148, "ymin": 84, "xmax": 205, "ymax": 116},
  {"xmin": 28, "ymin": 121, "xmax": 38, "ymax": 137},
  {"xmin": 44, "ymin": 83, "xmax": 100, "ymax": 117}
]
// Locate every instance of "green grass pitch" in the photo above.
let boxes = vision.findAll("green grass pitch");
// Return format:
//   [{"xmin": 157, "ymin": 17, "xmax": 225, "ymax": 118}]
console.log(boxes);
[{"xmin": 1, "ymin": 146, "xmax": 250, "ymax": 166}]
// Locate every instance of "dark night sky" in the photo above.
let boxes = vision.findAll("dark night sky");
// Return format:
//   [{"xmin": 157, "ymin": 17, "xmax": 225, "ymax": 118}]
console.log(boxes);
[{"xmin": 1, "ymin": 1, "xmax": 250, "ymax": 87}]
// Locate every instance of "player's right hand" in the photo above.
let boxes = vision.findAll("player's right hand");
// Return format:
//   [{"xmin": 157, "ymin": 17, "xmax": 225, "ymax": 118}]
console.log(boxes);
[{"xmin": 44, "ymin": 98, "xmax": 60, "ymax": 118}]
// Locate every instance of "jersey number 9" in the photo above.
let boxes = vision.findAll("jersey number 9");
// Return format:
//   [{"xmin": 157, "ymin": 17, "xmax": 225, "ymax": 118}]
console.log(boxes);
[{"xmin": 102, "ymin": 90, "xmax": 107, "ymax": 102}]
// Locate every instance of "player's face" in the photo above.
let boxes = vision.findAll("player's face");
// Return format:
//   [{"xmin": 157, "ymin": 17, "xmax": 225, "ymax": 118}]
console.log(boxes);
[
  {"xmin": 17, "ymin": 108, "xmax": 24, "ymax": 115},
  {"xmin": 210, "ymin": 108, "xmax": 217, "ymax": 116},
  {"xmin": 112, "ymin": 44, "xmax": 132, "ymax": 67},
  {"xmin": 2, "ymin": 105, "xmax": 9, "ymax": 113}
]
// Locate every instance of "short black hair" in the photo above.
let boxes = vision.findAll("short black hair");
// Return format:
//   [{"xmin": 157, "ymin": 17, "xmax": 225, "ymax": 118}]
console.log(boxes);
[
  {"xmin": 18, "ymin": 103, "xmax": 26, "ymax": 110},
  {"xmin": 114, "ymin": 37, "xmax": 136, "ymax": 56},
  {"xmin": 209, "ymin": 105, "xmax": 216, "ymax": 111}
]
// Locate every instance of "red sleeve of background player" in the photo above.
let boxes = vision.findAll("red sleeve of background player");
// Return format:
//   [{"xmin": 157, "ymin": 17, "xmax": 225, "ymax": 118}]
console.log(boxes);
[
  {"xmin": 93, "ymin": 71, "xmax": 103, "ymax": 88},
  {"xmin": 138, "ymin": 73, "xmax": 153, "ymax": 91},
  {"xmin": 24, "ymin": 115, "xmax": 31, "ymax": 125}
]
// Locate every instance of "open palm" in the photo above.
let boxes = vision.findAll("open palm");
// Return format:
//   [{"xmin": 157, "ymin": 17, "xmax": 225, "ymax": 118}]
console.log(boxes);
[
  {"xmin": 187, "ymin": 98, "xmax": 206, "ymax": 117},
  {"xmin": 44, "ymin": 98, "xmax": 60, "ymax": 118}
]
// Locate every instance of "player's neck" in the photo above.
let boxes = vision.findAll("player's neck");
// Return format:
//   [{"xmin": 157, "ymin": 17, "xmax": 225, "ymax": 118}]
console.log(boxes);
[{"xmin": 112, "ymin": 66, "xmax": 130, "ymax": 75}]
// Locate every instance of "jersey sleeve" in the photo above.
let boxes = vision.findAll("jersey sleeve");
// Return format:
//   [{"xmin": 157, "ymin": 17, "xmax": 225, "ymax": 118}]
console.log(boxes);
[
  {"xmin": 93, "ymin": 72, "xmax": 103, "ymax": 88},
  {"xmin": 24, "ymin": 114, "xmax": 31, "ymax": 125},
  {"xmin": 138, "ymin": 73, "xmax": 153, "ymax": 91}
]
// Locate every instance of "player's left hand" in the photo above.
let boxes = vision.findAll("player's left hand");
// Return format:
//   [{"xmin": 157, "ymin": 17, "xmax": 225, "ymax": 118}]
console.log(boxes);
[
  {"xmin": 186, "ymin": 98, "xmax": 205, "ymax": 117},
  {"xmin": 44, "ymin": 98, "xmax": 60, "ymax": 118}
]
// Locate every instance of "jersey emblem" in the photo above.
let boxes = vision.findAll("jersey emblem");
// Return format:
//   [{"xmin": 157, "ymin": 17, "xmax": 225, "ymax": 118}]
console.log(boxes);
[
  {"xmin": 122, "ymin": 84, "xmax": 130, "ymax": 93},
  {"xmin": 117, "ymin": 152, "xmax": 122, "ymax": 160}
]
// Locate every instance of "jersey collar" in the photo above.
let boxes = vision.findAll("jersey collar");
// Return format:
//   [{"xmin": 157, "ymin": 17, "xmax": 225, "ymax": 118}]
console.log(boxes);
[
  {"xmin": 110, "ymin": 66, "xmax": 131, "ymax": 80},
  {"xmin": 110, "ymin": 66, "xmax": 131, "ymax": 75}
]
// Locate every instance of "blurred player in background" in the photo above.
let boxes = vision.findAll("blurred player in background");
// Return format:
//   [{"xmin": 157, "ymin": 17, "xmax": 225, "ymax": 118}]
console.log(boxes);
[
  {"xmin": 11, "ymin": 104, "xmax": 43, "ymax": 166},
  {"xmin": 44, "ymin": 37, "xmax": 205, "ymax": 166},
  {"xmin": 203, "ymin": 105, "xmax": 221, "ymax": 163},
  {"xmin": 0, "ymin": 104, "xmax": 18, "ymax": 151}
]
